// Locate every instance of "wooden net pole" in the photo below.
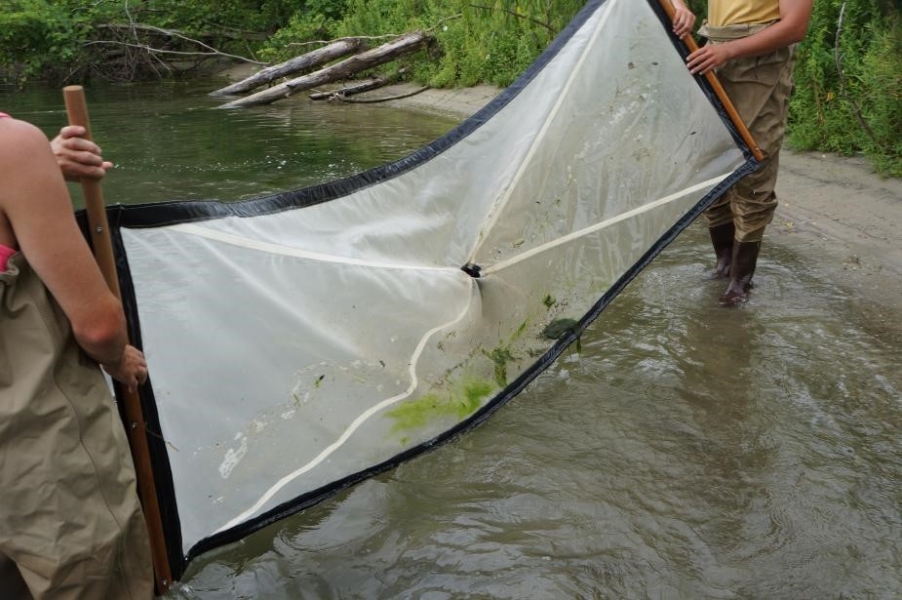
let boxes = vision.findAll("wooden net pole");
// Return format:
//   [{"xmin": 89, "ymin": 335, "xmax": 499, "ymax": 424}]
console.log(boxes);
[
  {"xmin": 62, "ymin": 85, "xmax": 174, "ymax": 596},
  {"xmin": 658, "ymin": 0, "xmax": 765, "ymax": 162}
]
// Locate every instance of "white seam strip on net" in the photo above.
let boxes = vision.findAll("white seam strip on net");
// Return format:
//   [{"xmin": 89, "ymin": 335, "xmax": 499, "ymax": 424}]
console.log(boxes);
[
  {"xmin": 482, "ymin": 175, "xmax": 730, "ymax": 276},
  {"xmin": 168, "ymin": 223, "xmax": 462, "ymax": 273},
  {"xmin": 167, "ymin": 172, "xmax": 724, "ymax": 275},
  {"xmin": 215, "ymin": 286, "xmax": 477, "ymax": 533},
  {"xmin": 467, "ymin": 0, "xmax": 612, "ymax": 262}
]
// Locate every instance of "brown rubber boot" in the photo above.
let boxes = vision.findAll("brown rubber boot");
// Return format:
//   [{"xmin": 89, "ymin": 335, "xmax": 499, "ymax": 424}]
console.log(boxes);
[
  {"xmin": 718, "ymin": 240, "xmax": 761, "ymax": 306},
  {"xmin": 707, "ymin": 223, "xmax": 735, "ymax": 279}
]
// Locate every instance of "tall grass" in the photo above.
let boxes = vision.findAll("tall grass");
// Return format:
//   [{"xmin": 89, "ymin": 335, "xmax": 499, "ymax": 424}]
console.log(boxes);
[{"xmin": 791, "ymin": 0, "xmax": 901, "ymax": 176}]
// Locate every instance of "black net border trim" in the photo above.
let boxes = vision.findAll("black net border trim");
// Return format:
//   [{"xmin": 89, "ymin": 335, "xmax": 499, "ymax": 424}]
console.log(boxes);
[
  {"xmin": 73, "ymin": 211, "xmax": 187, "ymax": 581},
  {"xmin": 112, "ymin": 211, "xmax": 186, "ymax": 581}
]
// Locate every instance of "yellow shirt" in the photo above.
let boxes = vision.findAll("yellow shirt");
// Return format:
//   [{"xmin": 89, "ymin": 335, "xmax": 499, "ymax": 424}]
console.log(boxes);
[{"xmin": 709, "ymin": 0, "xmax": 781, "ymax": 27}]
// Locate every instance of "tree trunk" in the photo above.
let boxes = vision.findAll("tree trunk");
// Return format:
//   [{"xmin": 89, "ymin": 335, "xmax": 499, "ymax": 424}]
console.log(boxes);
[
  {"xmin": 219, "ymin": 31, "xmax": 431, "ymax": 109},
  {"xmin": 210, "ymin": 38, "xmax": 362, "ymax": 96}
]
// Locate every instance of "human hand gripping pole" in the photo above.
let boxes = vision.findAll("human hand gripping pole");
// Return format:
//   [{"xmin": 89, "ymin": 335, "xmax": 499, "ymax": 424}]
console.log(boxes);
[
  {"xmin": 660, "ymin": 0, "xmax": 765, "ymax": 162},
  {"xmin": 62, "ymin": 85, "xmax": 174, "ymax": 595}
]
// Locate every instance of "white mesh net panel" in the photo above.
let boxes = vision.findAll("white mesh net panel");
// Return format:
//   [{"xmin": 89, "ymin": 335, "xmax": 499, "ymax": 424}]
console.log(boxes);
[{"xmin": 111, "ymin": 0, "xmax": 755, "ymax": 571}]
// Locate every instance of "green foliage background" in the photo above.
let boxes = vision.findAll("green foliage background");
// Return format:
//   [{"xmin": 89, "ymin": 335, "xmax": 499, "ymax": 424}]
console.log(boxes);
[
  {"xmin": 788, "ymin": 0, "xmax": 901, "ymax": 176},
  {"xmin": 261, "ymin": 0, "xmax": 586, "ymax": 88},
  {"xmin": 1, "ymin": 0, "xmax": 899, "ymax": 175}
]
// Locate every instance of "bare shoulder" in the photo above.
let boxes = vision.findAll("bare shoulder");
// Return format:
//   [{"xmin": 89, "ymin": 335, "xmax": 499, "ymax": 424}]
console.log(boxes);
[
  {"xmin": 0, "ymin": 118, "xmax": 50, "ymax": 244},
  {"xmin": 0, "ymin": 116, "xmax": 69, "ymax": 225},
  {"xmin": 0, "ymin": 117, "xmax": 51, "ymax": 162},
  {"xmin": 0, "ymin": 118, "xmax": 60, "ymax": 197}
]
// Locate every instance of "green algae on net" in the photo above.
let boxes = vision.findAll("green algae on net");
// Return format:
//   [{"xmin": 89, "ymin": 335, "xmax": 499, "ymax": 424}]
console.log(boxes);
[{"xmin": 387, "ymin": 379, "xmax": 496, "ymax": 437}]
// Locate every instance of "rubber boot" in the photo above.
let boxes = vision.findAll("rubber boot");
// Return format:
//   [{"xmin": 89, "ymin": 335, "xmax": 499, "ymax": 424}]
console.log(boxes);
[
  {"xmin": 707, "ymin": 223, "xmax": 735, "ymax": 279},
  {"xmin": 718, "ymin": 240, "xmax": 760, "ymax": 306}
]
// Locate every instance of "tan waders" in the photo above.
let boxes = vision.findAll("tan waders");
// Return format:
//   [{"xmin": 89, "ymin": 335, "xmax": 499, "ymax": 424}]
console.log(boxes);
[
  {"xmin": 699, "ymin": 22, "xmax": 798, "ymax": 305},
  {"xmin": 1, "ymin": 254, "xmax": 153, "ymax": 600}
]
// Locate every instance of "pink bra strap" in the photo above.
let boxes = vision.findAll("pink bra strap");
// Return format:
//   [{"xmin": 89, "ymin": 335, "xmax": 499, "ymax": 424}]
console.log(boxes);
[
  {"xmin": 0, "ymin": 113, "xmax": 15, "ymax": 269},
  {"xmin": 0, "ymin": 244, "xmax": 16, "ymax": 272}
]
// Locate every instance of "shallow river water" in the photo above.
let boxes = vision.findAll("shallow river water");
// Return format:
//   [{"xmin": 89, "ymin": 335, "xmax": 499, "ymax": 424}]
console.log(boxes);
[{"xmin": 2, "ymin": 81, "xmax": 900, "ymax": 599}]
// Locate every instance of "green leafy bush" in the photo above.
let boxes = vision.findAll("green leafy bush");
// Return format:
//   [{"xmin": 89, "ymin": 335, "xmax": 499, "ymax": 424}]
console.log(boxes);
[
  {"xmin": 0, "ymin": 0, "xmax": 88, "ymax": 83},
  {"xmin": 856, "ymin": 16, "xmax": 902, "ymax": 176},
  {"xmin": 791, "ymin": 0, "xmax": 902, "ymax": 176}
]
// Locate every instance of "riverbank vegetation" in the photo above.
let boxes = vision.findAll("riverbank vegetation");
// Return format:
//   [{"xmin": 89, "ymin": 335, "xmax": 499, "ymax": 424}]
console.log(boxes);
[{"xmin": 1, "ymin": 0, "xmax": 898, "ymax": 175}]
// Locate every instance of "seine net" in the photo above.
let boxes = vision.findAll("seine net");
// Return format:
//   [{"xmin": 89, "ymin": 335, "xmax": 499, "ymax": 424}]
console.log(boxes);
[{"xmin": 101, "ymin": 0, "xmax": 758, "ymax": 576}]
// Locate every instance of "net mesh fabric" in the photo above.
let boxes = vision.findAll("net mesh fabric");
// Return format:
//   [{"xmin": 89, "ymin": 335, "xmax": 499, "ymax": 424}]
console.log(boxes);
[{"xmin": 110, "ymin": 0, "xmax": 753, "ymax": 568}]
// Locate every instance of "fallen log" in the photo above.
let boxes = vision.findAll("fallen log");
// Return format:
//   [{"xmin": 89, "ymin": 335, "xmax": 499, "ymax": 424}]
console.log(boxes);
[
  {"xmin": 309, "ymin": 68, "xmax": 408, "ymax": 101},
  {"xmin": 332, "ymin": 85, "xmax": 431, "ymax": 104},
  {"xmin": 309, "ymin": 77, "xmax": 390, "ymax": 101},
  {"xmin": 210, "ymin": 38, "xmax": 362, "ymax": 96},
  {"xmin": 219, "ymin": 31, "xmax": 431, "ymax": 109}
]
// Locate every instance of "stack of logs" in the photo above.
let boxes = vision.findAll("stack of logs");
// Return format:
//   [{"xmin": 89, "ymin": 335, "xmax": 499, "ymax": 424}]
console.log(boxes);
[{"xmin": 211, "ymin": 31, "xmax": 433, "ymax": 109}]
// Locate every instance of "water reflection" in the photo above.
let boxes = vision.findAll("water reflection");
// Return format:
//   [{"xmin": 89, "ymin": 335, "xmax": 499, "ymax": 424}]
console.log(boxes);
[{"xmin": 0, "ymin": 79, "xmax": 458, "ymax": 205}]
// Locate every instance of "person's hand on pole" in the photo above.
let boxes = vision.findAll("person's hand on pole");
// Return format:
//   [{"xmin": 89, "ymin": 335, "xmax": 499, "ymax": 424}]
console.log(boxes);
[
  {"xmin": 669, "ymin": 0, "xmax": 697, "ymax": 38},
  {"xmin": 686, "ymin": 43, "xmax": 734, "ymax": 75},
  {"xmin": 51, "ymin": 125, "xmax": 113, "ymax": 181},
  {"xmin": 101, "ymin": 344, "xmax": 149, "ymax": 394}
]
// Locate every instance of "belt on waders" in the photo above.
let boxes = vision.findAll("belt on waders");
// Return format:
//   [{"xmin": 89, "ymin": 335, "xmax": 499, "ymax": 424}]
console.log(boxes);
[{"xmin": 698, "ymin": 21, "xmax": 776, "ymax": 42}]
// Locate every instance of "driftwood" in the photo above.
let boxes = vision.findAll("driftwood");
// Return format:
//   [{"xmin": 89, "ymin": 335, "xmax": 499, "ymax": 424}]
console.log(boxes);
[
  {"xmin": 210, "ymin": 38, "xmax": 362, "ymax": 96},
  {"xmin": 219, "ymin": 31, "xmax": 431, "ymax": 109},
  {"xmin": 309, "ymin": 68, "xmax": 409, "ymax": 101},
  {"xmin": 332, "ymin": 85, "xmax": 431, "ymax": 104},
  {"xmin": 309, "ymin": 77, "xmax": 391, "ymax": 101}
]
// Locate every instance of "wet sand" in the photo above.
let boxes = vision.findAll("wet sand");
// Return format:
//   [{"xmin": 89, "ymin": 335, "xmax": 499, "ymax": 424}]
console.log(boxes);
[{"xmin": 770, "ymin": 151, "xmax": 902, "ymax": 346}]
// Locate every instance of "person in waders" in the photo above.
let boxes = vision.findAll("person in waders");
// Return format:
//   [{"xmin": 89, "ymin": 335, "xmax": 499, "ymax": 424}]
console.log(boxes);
[
  {"xmin": 669, "ymin": 0, "xmax": 814, "ymax": 306},
  {"xmin": 0, "ymin": 113, "xmax": 154, "ymax": 599}
]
